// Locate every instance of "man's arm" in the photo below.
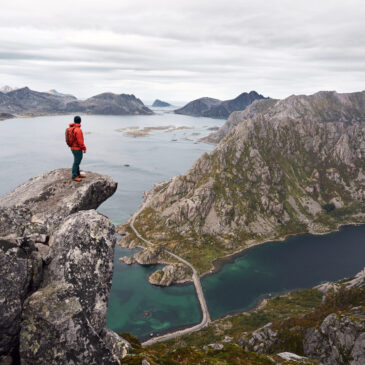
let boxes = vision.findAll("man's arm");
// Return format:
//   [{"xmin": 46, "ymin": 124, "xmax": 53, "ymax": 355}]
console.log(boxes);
[{"xmin": 76, "ymin": 129, "xmax": 87, "ymax": 152}]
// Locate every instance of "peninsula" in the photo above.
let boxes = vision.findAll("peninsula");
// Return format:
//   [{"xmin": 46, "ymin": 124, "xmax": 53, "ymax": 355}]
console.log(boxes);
[{"xmin": 118, "ymin": 90, "xmax": 365, "ymax": 276}]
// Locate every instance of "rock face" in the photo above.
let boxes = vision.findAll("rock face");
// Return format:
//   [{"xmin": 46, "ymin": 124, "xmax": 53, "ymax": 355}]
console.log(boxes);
[
  {"xmin": 174, "ymin": 91, "xmax": 267, "ymax": 119},
  {"xmin": 0, "ymin": 237, "xmax": 35, "ymax": 361},
  {"xmin": 303, "ymin": 312, "xmax": 365, "ymax": 365},
  {"xmin": 0, "ymin": 169, "xmax": 129, "ymax": 364},
  {"xmin": 152, "ymin": 99, "xmax": 171, "ymax": 107},
  {"xmin": 201, "ymin": 98, "xmax": 277, "ymax": 143},
  {"xmin": 123, "ymin": 90, "xmax": 365, "ymax": 273},
  {"xmin": 238, "ymin": 323, "xmax": 277, "ymax": 354},
  {"xmin": 238, "ymin": 271, "xmax": 365, "ymax": 364},
  {"xmin": 240, "ymin": 306, "xmax": 365, "ymax": 365},
  {"xmin": 0, "ymin": 87, "xmax": 153, "ymax": 116},
  {"xmin": 0, "ymin": 168, "xmax": 117, "ymax": 236}
]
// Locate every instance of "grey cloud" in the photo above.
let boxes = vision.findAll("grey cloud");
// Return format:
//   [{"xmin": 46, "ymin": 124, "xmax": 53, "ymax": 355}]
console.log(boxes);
[{"xmin": 0, "ymin": 0, "xmax": 363, "ymax": 100}]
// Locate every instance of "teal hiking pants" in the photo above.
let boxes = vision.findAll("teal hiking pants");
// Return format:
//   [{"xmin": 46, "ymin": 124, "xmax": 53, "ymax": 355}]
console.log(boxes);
[{"xmin": 71, "ymin": 149, "xmax": 83, "ymax": 178}]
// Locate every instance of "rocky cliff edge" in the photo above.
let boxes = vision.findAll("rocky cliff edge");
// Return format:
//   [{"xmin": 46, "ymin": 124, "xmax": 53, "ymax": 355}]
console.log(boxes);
[{"xmin": 0, "ymin": 169, "xmax": 130, "ymax": 365}]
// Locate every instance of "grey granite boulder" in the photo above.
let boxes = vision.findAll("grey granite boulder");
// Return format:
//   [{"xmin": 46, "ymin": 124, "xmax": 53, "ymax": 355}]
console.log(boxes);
[
  {"xmin": 43, "ymin": 210, "xmax": 116, "ymax": 333},
  {"xmin": 0, "ymin": 169, "xmax": 127, "ymax": 364},
  {"xmin": 0, "ymin": 238, "xmax": 33, "ymax": 359},
  {"xmin": 19, "ymin": 281, "xmax": 119, "ymax": 365},
  {"xmin": 237, "ymin": 323, "xmax": 278, "ymax": 354},
  {"xmin": 0, "ymin": 168, "xmax": 117, "ymax": 235},
  {"xmin": 303, "ymin": 311, "xmax": 365, "ymax": 365}
]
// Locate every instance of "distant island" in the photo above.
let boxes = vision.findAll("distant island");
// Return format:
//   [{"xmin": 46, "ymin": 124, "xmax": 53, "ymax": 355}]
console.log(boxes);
[
  {"xmin": 0, "ymin": 86, "xmax": 153, "ymax": 119},
  {"xmin": 152, "ymin": 99, "xmax": 171, "ymax": 107},
  {"xmin": 175, "ymin": 90, "xmax": 267, "ymax": 118}
]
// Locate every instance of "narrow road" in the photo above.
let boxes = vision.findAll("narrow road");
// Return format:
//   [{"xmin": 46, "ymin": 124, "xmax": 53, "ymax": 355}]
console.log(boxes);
[{"xmin": 129, "ymin": 215, "xmax": 211, "ymax": 346}]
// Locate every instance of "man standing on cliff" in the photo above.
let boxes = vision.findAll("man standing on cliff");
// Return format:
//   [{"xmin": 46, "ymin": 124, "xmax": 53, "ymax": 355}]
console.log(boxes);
[{"xmin": 67, "ymin": 115, "xmax": 87, "ymax": 182}]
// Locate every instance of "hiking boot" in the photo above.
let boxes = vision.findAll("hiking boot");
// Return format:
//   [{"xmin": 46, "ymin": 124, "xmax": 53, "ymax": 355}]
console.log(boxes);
[
  {"xmin": 78, "ymin": 174, "xmax": 86, "ymax": 178},
  {"xmin": 72, "ymin": 177, "xmax": 82, "ymax": 182}
]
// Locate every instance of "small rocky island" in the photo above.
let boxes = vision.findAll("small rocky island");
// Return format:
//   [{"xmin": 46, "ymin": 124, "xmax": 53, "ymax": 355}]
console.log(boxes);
[
  {"xmin": 152, "ymin": 99, "xmax": 171, "ymax": 107},
  {"xmin": 0, "ymin": 169, "xmax": 130, "ymax": 364}
]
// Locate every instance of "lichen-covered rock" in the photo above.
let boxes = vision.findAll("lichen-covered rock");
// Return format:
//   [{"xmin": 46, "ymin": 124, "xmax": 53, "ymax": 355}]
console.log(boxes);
[
  {"xmin": 0, "ymin": 169, "xmax": 123, "ymax": 364},
  {"xmin": 0, "ymin": 168, "xmax": 117, "ymax": 234},
  {"xmin": 316, "ymin": 268, "xmax": 365, "ymax": 298},
  {"xmin": 19, "ymin": 281, "xmax": 119, "ymax": 365},
  {"xmin": 0, "ymin": 238, "xmax": 33, "ymax": 359},
  {"xmin": 277, "ymin": 352, "xmax": 312, "ymax": 364},
  {"xmin": 148, "ymin": 263, "xmax": 192, "ymax": 286},
  {"xmin": 119, "ymin": 256, "xmax": 136, "ymax": 265},
  {"xmin": 134, "ymin": 246, "xmax": 163, "ymax": 265},
  {"xmin": 237, "ymin": 323, "xmax": 278, "ymax": 354},
  {"xmin": 303, "ymin": 312, "xmax": 365, "ymax": 365},
  {"xmin": 103, "ymin": 328, "xmax": 131, "ymax": 360},
  {"xmin": 43, "ymin": 210, "xmax": 116, "ymax": 333},
  {"xmin": 203, "ymin": 343, "xmax": 224, "ymax": 350}
]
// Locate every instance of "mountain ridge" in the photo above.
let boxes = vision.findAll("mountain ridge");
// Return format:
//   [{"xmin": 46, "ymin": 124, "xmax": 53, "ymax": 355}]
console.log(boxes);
[
  {"xmin": 174, "ymin": 91, "xmax": 267, "ymax": 118},
  {"xmin": 0, "ymin": 87, "xmax": 153, "ymax": 118}
]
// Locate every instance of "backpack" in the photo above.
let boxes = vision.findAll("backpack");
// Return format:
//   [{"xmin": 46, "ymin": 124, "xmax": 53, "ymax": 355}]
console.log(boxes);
[{"xmin": 65, "ymin": 126, "xmax": 76, "ymax": 147}]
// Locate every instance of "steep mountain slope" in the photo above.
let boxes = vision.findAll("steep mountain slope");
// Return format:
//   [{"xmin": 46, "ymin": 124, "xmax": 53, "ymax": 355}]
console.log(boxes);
[
  {"xmin": 174, "ymin": 91, "xmax": 267, "ymax": 119},
  {"xmin": 119, "ymin": 91, "xmax": 365, "ymax": 273},
  {"xmin": 202, "ymin": 98, "xmax": 278, "ymax": 143},
  {"xmin": 203, "ymin": 90, "xmax": 365, "ymax": 143}
]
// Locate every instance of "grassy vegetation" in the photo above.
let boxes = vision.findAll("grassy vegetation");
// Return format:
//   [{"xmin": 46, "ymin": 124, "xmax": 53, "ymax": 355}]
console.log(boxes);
[
  {"xmin": 119, "ymin": 288, "xmax": 323, "ymax": 364},
  {"xmin": 163, "ymin": 289, "xmax": 323, "ymax": 348},
  {"xmin": 118, "ymin": 282, "xmax": 364, "ymax": 364},
  {"xmin": 120, "ymin": 342, "xmax": 317, "ymax": 365},
  {"xmin": 267, "ymin": 286, "xmax": 365, "ymax": 355}
]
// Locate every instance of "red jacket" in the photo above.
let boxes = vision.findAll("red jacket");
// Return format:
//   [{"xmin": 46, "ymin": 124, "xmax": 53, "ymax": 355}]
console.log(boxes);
[{"xmin": 69, "ymin": 123, "xmax": 86, "ymax": 151}]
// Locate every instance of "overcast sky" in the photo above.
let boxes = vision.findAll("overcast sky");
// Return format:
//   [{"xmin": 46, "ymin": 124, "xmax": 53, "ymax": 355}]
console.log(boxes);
[{"xmin": 0, "ymin": 0, "xmax": 364, "ymax": 102}]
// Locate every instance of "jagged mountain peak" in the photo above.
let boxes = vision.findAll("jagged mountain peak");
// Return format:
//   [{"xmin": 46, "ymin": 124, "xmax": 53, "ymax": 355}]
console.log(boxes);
[{"xmin": 175, "ymin": 91, "xmax": 267, "ymax": 119}]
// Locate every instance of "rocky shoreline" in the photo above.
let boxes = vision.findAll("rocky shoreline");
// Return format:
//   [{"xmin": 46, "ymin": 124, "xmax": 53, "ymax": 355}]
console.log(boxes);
[{"xmin": 117, "ymin": 205, "xmax": 365, "ymax": 287}]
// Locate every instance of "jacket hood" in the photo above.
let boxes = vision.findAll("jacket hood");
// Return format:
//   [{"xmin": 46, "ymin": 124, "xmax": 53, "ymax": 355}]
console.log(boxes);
[{"xmin": 69, "ymin": 123, "xmax": 81, "ymax": 128}]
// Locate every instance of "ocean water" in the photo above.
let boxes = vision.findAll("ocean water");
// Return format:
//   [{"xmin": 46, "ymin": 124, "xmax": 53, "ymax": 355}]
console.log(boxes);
[
  {"xmin": 0, "ymin": 110, "xmax": 221, "ymax": 224},
  {"xmin": 0, "ymin": 111, "xmax": 364, "ymax": 340}
]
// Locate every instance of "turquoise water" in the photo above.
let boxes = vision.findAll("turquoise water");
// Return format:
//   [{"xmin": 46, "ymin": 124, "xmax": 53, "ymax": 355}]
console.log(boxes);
[
  {"xmin": 0, "ymin": 112, "xmax": 364, "ymax": 340},
  {"xmin": 203, "ymin": 225, "xmax": 365, "ymax": 320},
  {"xmin": 107, "ymin": 246, "xmax": 201, "ymax": 339}
]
